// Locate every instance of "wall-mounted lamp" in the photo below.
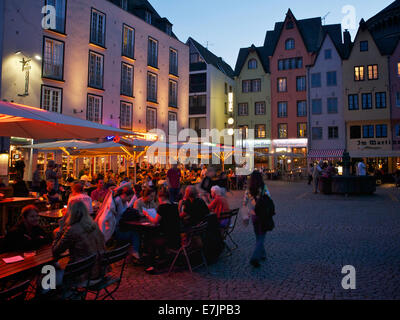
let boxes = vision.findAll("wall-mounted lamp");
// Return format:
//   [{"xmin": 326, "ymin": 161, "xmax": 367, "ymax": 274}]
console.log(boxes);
[{"xmin": 73, "ymin": 109, "xmax": 83, "ymax": 114}]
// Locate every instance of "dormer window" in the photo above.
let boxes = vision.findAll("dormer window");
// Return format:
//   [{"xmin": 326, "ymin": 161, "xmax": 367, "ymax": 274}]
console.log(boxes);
[
  {"xmin": 285, "ymin": 38, "xmax": 295, "ymax": 50},
  {"xmin": 248, "ymin": 59, "xmax": 257, "ymax": 69},
  {"xmin": 145, "ymin": 11, "xmax": 152, "ymax": 24}
]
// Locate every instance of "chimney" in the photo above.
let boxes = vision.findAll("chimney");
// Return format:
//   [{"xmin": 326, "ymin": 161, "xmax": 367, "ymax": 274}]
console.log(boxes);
[{"xmin": 343, "ymin": 29, "xmax": 351, "ymax": 48}]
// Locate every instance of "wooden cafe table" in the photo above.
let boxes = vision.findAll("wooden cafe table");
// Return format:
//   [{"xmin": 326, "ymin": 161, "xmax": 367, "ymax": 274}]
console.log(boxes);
[
  {"xmin": 0, "ymin": 244, "xmax": 68, "ymax": 282},
  {"xmin": 0, "ymin": 197, "xmax": 45, "ymax": 236}
]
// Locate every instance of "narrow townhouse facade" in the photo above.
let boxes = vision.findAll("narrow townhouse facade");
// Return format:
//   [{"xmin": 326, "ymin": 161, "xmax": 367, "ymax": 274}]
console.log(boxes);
[
  {"xmin": 343, "ymin": 19, "xmax": 395, "ymax": 174},
  {"xmin": 307, "ymin": 31, "xmax": 348, "ymax": 164},
  {"xmin": 267, "ymin": 10, "xmax": 342, "ymax": 172},
  {"xmin": 390, "ymin": 41, "xmax": 400, "ymax": 156},
  {"xmin": 233, "ymin": 45, "xmax": 272, "ymax": 168},
  {"xmin": 187, "ymin": 37, "xmax": 235, "ymax": 143},
  {"xmin": 0, "ymin": 0, "xmax": 189, "ymax": 179}
]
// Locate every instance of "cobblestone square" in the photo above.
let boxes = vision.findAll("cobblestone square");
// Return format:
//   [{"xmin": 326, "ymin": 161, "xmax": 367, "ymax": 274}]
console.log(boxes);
[{"xmin": 93, "ymin": 181, "xmax": 400, "ymax": 300}]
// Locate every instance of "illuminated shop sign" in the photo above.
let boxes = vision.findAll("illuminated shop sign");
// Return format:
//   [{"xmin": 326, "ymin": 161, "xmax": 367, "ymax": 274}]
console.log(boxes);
[
  {"xmin": 272, "ymin": 139, "xmax": 307, "ymax": 148},
  {"xmin": 235, "ymin": 139, "xmax": 271, "ymax": 148}
]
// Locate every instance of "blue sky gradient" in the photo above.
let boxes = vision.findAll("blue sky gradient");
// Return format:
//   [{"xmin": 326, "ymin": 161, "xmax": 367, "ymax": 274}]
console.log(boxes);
[{"xmin": 150, "ymin": 0, "xmax": 394, "ymax": 68}]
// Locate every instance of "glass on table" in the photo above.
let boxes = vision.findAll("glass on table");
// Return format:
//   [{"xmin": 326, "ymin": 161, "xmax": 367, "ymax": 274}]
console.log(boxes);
[{"xmin": 23, "ymin": 251, "xmax": 36, "ymax": 258}]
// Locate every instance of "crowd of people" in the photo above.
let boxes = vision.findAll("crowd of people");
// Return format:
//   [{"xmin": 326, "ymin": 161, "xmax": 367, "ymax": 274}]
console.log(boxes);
[{"xmin": 3, "ymin": 160, "xmax": 271, "ymax": 297}]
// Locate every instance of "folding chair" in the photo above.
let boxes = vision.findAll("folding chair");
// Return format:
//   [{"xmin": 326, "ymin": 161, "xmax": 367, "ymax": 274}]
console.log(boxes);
[
  {"xmin": 167, "ymin": 222, "xmax": 209, "ymax": 276},
  {"xmin": 0, "ymin": 280, "xmax": 31, "ymax": 301},
  {"xmin": 87, "ymin": 243, "xmax": 130, "ymax": 300},
  {"xmin": 219, "ymin": 208, "xmax": 239, "ymax": 254},
  {"xmin": 61, "ymin": 254, "xmax": 97, "ymax": 300}
]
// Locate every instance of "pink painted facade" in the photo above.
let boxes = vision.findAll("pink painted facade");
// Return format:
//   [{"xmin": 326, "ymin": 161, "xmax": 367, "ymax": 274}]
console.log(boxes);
[
  {"xmin": 270, "ymin": 12, "xmax": 314, "ymax": 144},
  {"xmin": 390, "ymin": 41, "xmax": 400, "ymax": 150}
]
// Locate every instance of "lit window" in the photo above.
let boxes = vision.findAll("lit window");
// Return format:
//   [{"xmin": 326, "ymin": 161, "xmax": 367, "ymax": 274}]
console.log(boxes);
[
  {"xmin": 297, "ymin": 123, "xmax": 307, "ymax": 138},
  {"xmin": 278, "ymin": 124, "xmax": 288, "ymax": 139},
  {"xmin": 277, "ymin": 78, "xmax": 287, "ymax": 92},
  {"xmin": 368, "ymin": 65, "xmax": 378, "ymax": 80},
  {"xmin": 354, "ymin": 66, "xmax": 365, "ymax": 81}
]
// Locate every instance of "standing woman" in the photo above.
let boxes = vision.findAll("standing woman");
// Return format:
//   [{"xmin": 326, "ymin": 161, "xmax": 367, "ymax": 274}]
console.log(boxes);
[{"xmin": 242, "ymin": 171, "xmax": 274, "ymax": 268}]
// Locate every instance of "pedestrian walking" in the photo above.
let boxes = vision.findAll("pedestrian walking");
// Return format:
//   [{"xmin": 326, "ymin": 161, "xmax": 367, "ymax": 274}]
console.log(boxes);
[
  {"xmin": 242, "ymin": 171, "xmax": 275, "ymax": 268},
  {"xmin": 312, "ymin": 160, "xmax": 323, "ymax": 193}
]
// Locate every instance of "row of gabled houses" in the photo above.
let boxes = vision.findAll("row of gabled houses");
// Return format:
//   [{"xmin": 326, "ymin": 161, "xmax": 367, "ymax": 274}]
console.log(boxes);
[
  {"xmin": 225, "ymin": 2, "xmax": 400, "ymax": 173},
  {"xmin": 1, "ymin": 0, "xmax": 400, "ymax": 182}
]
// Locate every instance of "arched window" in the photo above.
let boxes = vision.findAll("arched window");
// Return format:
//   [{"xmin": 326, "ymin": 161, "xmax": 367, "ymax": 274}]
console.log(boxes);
[
  {"xmin": 248, "ymin": 59, "xmax": 257, "ymax": 69},
  {"xmin": 285, "ymin": 38, "xmax": 295, "ymax": 50}
]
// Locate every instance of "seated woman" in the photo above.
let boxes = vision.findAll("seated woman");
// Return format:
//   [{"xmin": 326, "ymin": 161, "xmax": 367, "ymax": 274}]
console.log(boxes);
[
  {"xmin": 141, "ymin": 189, "xmax": 182, "ymax": 274},
  {"xmin": 134, "ymin": 187, "xmax": 157, "ymax": 216},
  {"xmin": 179, "ymin": 186, "xmax": 209, "ymax": 227},
  {"xmin": 112, "ymin": 185, "xmax": 142, "ymax": 261},
  {"xmin": 2, "ymin": 205, "xmax": 51, "ymax": 252},
  {"xmin": 52, "ymin": 199, "xmax": 105, "ymax": 286},
  {"xmin": 208, "ymin": 186, "xmax": 230, "ymax": 227}
]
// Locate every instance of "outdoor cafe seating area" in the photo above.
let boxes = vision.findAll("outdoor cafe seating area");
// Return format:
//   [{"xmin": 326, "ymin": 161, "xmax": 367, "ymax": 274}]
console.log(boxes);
[{"xmin": 0, "ymin": 162, "xmax": 241, "ymax": 301}]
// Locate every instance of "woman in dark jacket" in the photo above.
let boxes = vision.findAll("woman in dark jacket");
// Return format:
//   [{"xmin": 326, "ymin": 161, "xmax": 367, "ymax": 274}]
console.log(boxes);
[
  {"xmin": 3, "ymin": 205, "xmax": 51, "ymax": 252},
  {"xmin": 242, "ymin": 171, "xmax": 275, "ymax": 268},
  {"xmin": 52, "ymin": 199, "xmax": 105, "ymax": 284}
]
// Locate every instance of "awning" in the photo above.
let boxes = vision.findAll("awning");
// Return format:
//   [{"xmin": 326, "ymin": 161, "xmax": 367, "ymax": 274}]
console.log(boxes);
[
  {"xmin": 349, "ymin": 150, "xmax": 400, "ymax": 158},
  {"xmin": 0, "ymin": 101, "xmax": 134, "ymax": 139},
  {"xmin": 308, "ymin": 149, "xmax": 344, "ymax": 161}
]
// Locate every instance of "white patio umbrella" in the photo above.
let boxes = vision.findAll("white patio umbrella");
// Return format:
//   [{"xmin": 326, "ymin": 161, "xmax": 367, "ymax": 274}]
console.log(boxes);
[
  {"xmin": 0, "ymin": 101, "xmax": 134, "ymax": 139},
  {"xmin": 22, "ymin": 139, "xmax": 95, "ymax": 150}
]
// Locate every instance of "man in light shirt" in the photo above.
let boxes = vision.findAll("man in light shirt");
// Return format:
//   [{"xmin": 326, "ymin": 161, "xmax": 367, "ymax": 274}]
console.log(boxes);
[
  {"xmin": 67, "ymin": 182, "xmax": 93, "ymax": 216},
  {"xmin": 357, "ymin": 160, "xmax": 367, "ymax": 176}
]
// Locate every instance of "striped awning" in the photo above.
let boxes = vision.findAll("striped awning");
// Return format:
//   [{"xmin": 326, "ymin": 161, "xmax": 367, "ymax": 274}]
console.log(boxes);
[{"xmin": 308, "ymin": 149, "xmax": 344, "ymax": 161}]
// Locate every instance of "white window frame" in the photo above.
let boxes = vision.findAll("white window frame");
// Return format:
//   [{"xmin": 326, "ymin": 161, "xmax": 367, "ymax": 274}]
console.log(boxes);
[
  {"xmin": 43, "ymin": 37, "xmax": 64, "ymax": 80},
  {"xmin": 169, "ymin": 48, "xmax": 178, "ymax": 75},
  {"xmin": 255, "ymin": 102, "xmax": 266, "ymax": 115},
  {"xmin": 120, "ymin": 101, "xmax": 132, "ymax": 130},
  {"xmin": 122, "ymin": 24, "xmax": 135, "ymax": 58},
  {"xmin": 87, "ymin": 94, "xmax": 102, "ymax": 123},
  {"xmin": 90, "ymin": 9, "xmax": 106, "ymax": 47},
  {"xmin": 41, "ymin": 86, "xmax": 62, "ymax": 113},
  {"xmin": 146, "ymin": 107, "xmax": 157, "ymax": 131},
  {"xmin": 89, "ymin": 51, "xmax": 104, "ymax": 89},
  {"xmin": 121, "ymin": 63, "xmax": 134, "ymax": 97},
  {"xmin": 148, "ymin": 37, "xmax": 158, "ymax": 68},
  {"xmin": 169, "ymin": 80, "xmax": 178, "ymax": 107},
  {"xmin": 147, "ymin": 72, "xmax": 158, "ymax": 102},
  {"xmin": 238, "ymin": 103, "xmax": 248, "ymax": 116}
]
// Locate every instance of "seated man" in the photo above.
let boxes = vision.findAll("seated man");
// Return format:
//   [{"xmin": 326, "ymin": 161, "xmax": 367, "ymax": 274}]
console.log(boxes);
[
  {"xmin": 42, "ymin": 179, "xmax": 62, "ymax": 206},
  {"xmin": 179, "ymin": 186, "xmax": 209, "ymax": 227},
  {"xmin": 91, "ymin": 179, "xmax": 108, "ymax": 203},
  {"xmin": 141, "ymin": 189, "xmax": 182, "ymax": 273},
  {"xmin": 67, "ymin": 182, "xmax": 93, "ymax": 216},
  {"xmin": 3, "ymin": 205, "xmax": 51, "ymax": 252}
]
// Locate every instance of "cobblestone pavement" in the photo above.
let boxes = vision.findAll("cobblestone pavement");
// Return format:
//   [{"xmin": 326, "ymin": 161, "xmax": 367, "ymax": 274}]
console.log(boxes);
[{"xmin": 90, "ymin": 181, "xmax": 400, "ymax": 300}]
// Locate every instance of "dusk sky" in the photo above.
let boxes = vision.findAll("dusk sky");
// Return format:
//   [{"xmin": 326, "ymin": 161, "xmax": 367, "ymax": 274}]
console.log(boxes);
[{"xmin": 150, "ymin": 0, "xmax": 394, "ymax": 68}]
